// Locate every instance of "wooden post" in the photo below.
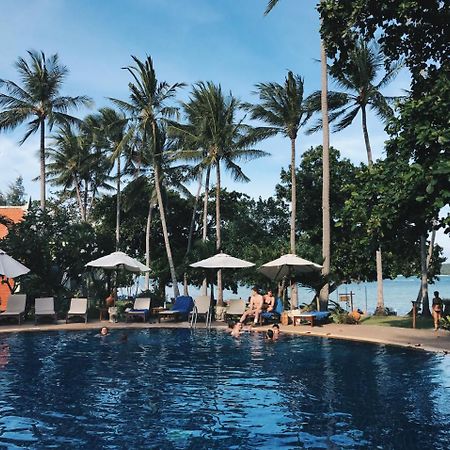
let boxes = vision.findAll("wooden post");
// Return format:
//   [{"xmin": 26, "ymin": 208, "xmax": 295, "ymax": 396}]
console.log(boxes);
[{"xmin": 412, "ymin": 301, "xmax": 417, "ymax": 329}]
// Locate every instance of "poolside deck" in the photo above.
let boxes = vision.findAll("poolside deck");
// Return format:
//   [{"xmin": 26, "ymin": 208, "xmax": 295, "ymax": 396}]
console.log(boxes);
[{"xmin": 0, "ymin": 319, "xmax": 448, "ymax": 354}]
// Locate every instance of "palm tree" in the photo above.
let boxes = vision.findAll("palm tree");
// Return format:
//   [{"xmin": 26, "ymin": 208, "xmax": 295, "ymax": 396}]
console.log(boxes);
[
  {"xmin": 245, "ymin": 71, "xmax": 310, "ymax": 307},
  {"xmin": 111, "ymin": 55, "xmax": 185, "ymax": 298},
  {"xmin": 308, "ymin": 40, "xmax": 402, "ymax": 165},
  {"xmin": 96, "ymin": 107, "xmax": 132, "ymax": 250},
  {"xmin": 0, "ymin": 50, "xmax": 92, "ymax": 209},
  {"xmin": 264, "ymin": 1, "xmax": 331, "ymax": 309},
  {"xmin": 47, "ymin": 122, "xmax": 111, "ymax": 220},
  {"xmin": 174, "ymin": 82, "xmax": 268, "ymax": 305}
]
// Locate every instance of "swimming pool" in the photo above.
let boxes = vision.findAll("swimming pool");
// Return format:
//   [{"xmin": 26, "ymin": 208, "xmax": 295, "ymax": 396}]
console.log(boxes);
[{"xmin": 0, "ymin": 329, "xmax": 449, "ymax": 449}]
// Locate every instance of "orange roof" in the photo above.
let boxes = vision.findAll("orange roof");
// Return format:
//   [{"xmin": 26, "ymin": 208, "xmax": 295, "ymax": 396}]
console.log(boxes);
[{"xmin": 0, "ymin": 206, "xmax": 26, "ymax": 239}]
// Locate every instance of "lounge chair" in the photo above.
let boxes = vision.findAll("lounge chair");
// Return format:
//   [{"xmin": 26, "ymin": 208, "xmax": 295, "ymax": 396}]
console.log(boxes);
[
  {"xmin": 224, "ymin": 299, "xmax": 246, "ymax": 322},
  {"xmin": 34, "ymin": 297, "xmax": 57, "ymax": 325},
  {"xmin": 292, "ymin": 311, "xmax": 331, "ymax": 327},
  {"xmin": 158, "ymin": 296, "xmax": 194, "ymax": 323},
  {"xmin": 259, "ymin": 297, "xmax": 283, "ymax": 325},
  {"xmin": 66, "ymin": 298, "xmax": 88, "ymax": 324},
  {"xmin": 189, "ymin": 296, "xmax": 212, "ymax": 329},
  {"xmin": 125, "ymin": 297, "xmax": 151, "ymax": 322},
  {"xmin": 0, "ymin": 294, "xmax": 26, "ymax": 325}
]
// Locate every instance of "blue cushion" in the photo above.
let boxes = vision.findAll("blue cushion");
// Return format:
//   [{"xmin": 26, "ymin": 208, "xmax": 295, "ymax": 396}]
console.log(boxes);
[{"xmin": 172, "ymin": 296, "xmax": 194, "ymax": 313}]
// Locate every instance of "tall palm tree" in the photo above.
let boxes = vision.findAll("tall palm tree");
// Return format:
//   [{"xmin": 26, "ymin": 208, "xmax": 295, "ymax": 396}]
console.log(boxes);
[
  {"xmin": 111, "ymin": 55, "xmax": 185, "ymax": 298},
  {"xmin": 246, "ymin": 71, "xmax": 310, "ymax": 307},
  {"xmin": 174, "ymin": 82, "xmax": 268, "ymax": 306},
  {"xmin": 0, "ymin": 50, "xmax": 92, "ymax": 209},
  {"xmin": 96, "ymin": 107, "xmax": 132, "ymax": 250},
  {"xmin": 308, "ymin": 40, "xmax": 402, "ymax": 165},
  {"xmin": 265, "ymin": 1, "xmax": 331, "ymax": 309}
]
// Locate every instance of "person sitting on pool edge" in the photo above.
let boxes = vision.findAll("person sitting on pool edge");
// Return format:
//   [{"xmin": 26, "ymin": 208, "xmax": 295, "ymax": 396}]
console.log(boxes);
[
  {"xmin": 263, "ymin": 289, "xmax": 276, "ymax": 312},
  {"xmin": 239, "ymin": 287, "xmax": 264, "ymax": 326}
]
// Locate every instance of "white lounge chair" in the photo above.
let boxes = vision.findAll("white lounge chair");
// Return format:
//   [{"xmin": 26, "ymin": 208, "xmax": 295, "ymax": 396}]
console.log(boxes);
[
  {"xmin": 125, "ymin": 298, "xmax": 151, "ymax": 322},
  {"xmin": 190, "ymin": 296, "xmax": 212, "ymax": 329},
  {"xmin": 66, "ymin": 298, "xmax": 88, "ymax": 324},
  {"xmin": 224, "ymin": 299, "xmax": 246, "ymax": 322},
  {"xmin": 0, "ymin": 294, "xmax": 26, "ymax": 324},
  {"xmin": 35, "ymin": 297, "xmax": 57, "ymax": 324}
]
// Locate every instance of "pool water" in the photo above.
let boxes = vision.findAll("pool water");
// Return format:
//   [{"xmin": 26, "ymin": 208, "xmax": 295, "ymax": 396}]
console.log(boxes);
[{"xmin": 0, "ymin": 329, "xmax": 449, "ymax": 449}]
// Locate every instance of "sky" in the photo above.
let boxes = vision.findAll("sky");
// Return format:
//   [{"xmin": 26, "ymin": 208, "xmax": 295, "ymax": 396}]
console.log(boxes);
[{"xmin": 0, "ymin": 0, "xmax": 448, "ymax": 259}]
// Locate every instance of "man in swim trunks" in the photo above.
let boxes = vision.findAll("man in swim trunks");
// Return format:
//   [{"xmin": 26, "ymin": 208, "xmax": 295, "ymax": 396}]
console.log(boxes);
[{"xmin": 239, "ymin": 287, "xmax": 264, "ymax": 326}]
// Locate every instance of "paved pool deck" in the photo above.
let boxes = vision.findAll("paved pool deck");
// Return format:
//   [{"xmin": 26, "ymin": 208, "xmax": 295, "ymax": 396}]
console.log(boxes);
[{"xmin": 0, "ymin": 319, "xmax": 448, "ymax": 354}]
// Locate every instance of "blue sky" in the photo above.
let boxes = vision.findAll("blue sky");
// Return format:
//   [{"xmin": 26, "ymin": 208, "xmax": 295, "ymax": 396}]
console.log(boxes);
[{"xmin": 0, "ymin": 0, "xmax": 448, "ymax": 258}]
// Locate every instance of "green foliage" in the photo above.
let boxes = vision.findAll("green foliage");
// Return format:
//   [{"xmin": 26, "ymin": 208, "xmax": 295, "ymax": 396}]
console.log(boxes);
[
  {"xmin": 0, "ymin": 176, "xmax": 26, "ymax": 206},
  {"xmin": 0, "ymin": 203, "xmax": 99, "ymax": 301}
]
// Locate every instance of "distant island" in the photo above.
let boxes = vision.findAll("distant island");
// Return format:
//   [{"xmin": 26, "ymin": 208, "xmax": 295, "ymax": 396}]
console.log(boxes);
[{"xmin": 442, "ymin": 263, "xmax": 450, "ymax": 276}]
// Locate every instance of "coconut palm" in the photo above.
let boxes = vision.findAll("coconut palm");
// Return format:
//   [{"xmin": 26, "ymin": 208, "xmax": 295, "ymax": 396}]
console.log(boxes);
[
  {"xmin": 308, "ymin": 40, "xmax": 402, "ymax": 165},
  {"xmin": 245, "ymin": 71, "xmax": 311, "ymax": 307},
  {"xmin": 265, "ymin": 0, "xmax": 331, "ymax": 310},
  {"xmin": 47, "ymin": 122, "xmax": 111, "ymax": 220},
  {"xmin": 95, "ymin": 107, "xmax": 132, "ymax": 250},
  {"xmin": 173, "ymin": 81, "xmax": 268, "ymax": 306},
  {"xmin": 110, "ymin": 55, "xmax": 185, "ymax": 298},
  {"xmin": 0, "ymin": 50, "xmax": 92, "ymax": 209}
]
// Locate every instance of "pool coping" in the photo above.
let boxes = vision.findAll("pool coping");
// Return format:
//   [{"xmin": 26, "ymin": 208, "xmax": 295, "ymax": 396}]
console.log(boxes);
[{"xmin": 0, "ymin": 320, "xmax": 448, "ymax": 354}]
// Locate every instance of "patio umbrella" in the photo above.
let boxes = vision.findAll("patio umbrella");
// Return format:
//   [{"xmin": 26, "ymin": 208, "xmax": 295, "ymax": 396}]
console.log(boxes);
[
  {"xmin": 258, "ymin": 253, "xmax": 322, "ymax": 281},
  {"xmin": 86, "ymin": 251, "xmax": 150, "ymax": 273},
  {"xmin": 0, "ymin": 249, "xmax": 30, "ymax": 279},
  {"xmin": 190, "ymin": 252, "xmax": 254, "ymax": 312}
]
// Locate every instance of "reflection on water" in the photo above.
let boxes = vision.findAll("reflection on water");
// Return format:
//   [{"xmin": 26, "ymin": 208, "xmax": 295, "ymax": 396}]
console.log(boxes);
[{"xmin": 0, "ymin": 330, "xmax": 449, "ymax": 449}]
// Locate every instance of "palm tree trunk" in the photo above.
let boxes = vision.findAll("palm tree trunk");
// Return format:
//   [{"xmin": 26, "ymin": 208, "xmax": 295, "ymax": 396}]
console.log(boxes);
[
  {"xmin": 83, "ymin": 180, "xmax": 89, "ymax": 220},
  {"xmin": 40, "ymin": 120, "xmax": 46, "ymax": 210},
  {"xmin": 420, "ymin": 234, "xmax": 431, "ymax": 316},
  {"xmin": 183, "ymin": 173, "xmax": 203, "ymax": 295},
  {"xmin": 115, "ymin": 157, "xmax": 121, "ymax": 251},
  {"xmin": 374, "ymin": 246, "xmax": 385, "ymax": 314},
  {"xmin": 144, "ymin": 200, "xmax": 153, "ymax": 291},
  {"xmin": 319, "ymin": 39, "xmax": 331, "ymax": 310},
  {"xmin": 200, "ymin": 166, "xmax": 211, "ymax": 296},
  {"xmin": 361, "ymin": 105, "xmax": 373, "ymax": 166},
  {"xmin": 74, "ymin": 175, "xmax": 85, "ymax": 221},
  {"xmin": 154, "ymin": 162, "xmax": 180, "ymax": 298},
  {"xmin": 290, "ymin": 137, "xmax": 298, "ymax": 308},
  {"xmin": 215, "ymin": 161, "xmax": 223, "ymax": 307}
]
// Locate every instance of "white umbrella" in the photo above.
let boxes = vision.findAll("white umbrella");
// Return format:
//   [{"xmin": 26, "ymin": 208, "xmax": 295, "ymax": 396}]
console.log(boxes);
[
  {"xmin": 86, "ymin": 251, "xmax": 150, "ymax": 273},
  {"xmin": 0, "ymin": 249, "xmax": 30, "ymax": 278},
  {"xmin": 190, "ymin": 252, "xmax": 255, "ymax": 269},
  {"xmin": 259, "ymin": 253, "xmax": 322, "ymax": 281}
]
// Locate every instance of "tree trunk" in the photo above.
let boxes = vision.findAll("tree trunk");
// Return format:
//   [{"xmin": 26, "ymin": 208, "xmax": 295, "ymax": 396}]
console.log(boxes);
[
  {"xmin": 374, "ymin": 247, "xmax": 385, "ymax": 315},
  {"xmin": 154, "ymin": 162, "xmax": 179, "ymax": 298},
  {"xmin": 200, "ymin": 166, "xmax": 211, "ymax": 296},
  {"xmin": 420, "ymin": 234, "xmax": 431, "ymax": 316},
  {"xmin": 40, "ymin": 120, "xmax": 46, "ymax": 210},
  {"xmin": 361, "ymin": 105, "xmax": 373, "ymax": 166},
  {"xmin": 215, "ymin": 161, "xmax": 223, "ymax": 307},
  {"xmin": 83, "ymin": 180, "xmax": 89, "ymax": 221},
  {"xmin": 319, "ymin": 39, "xmax": 331, "ymax": 311},
  {"xmin": 183, "ymin": 173, "xmax": 203, "ymax": 295},
  {"xmin": 144, "ymin": 200, "xmax": 153, "ymax": 291},
  {"xmin": 74, "ymin": 175, "xmax": 85, "ymax": 221},
  {"xmin": 115, "ymin": 157, "xmax": 121, "ymax": 251},
  {"xmin": 290, "ymin": 137, "xmax": 298, "ymax": 308}
]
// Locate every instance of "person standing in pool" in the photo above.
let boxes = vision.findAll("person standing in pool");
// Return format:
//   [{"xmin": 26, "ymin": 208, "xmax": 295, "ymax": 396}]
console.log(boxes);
[
  {"xmin": 432, "ymin": 291, "xmax": 443, "ymax": 331},
  {"xmin": 239, "ymin": 287, "xmax": 264, "ymax": 326}
]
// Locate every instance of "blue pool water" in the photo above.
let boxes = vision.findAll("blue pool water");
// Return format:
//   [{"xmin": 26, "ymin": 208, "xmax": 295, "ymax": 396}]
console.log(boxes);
[{"xmin": 0, "ymin": 329, "xmax": 449, "ymax": 449}]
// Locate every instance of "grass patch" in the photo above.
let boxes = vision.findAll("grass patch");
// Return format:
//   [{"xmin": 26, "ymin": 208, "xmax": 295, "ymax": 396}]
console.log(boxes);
[{"xmin": 360, "ymin": 315, "xmax": 434, "ymax": 329}]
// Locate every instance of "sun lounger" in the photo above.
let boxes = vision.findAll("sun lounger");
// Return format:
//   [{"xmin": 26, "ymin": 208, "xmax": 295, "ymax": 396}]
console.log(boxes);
[
  {"xmin": 158, "ymin": 296, "xmax": 194, "ymax": 322},
  {"xmin": 189, "ymin": 296, "xmax": 212, "ymax": 328},
  {"xmin": 125, "ymin": 297, "xmax": 151, "ymax": 322},
  {"xmin": 259, "ymin": 297, "xmax": 283, "ymax": 325},
  {"xmin": 224, "ymin": 299, "xmax": 246, "ymax": 322},
  {"xmin": 0, "ymin": 294, "xmax": 26, "ymax": 324},
  {"xmin": 66, "ymin": 298, "xmax": 88, "ymax": 324},
  {"xmin": 34, "ymin": 297, "xmax": 57, "ymax": 324},
  {"xmin": 292, "ymin": 311, "xmax": 330, "ymax": 327}
]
